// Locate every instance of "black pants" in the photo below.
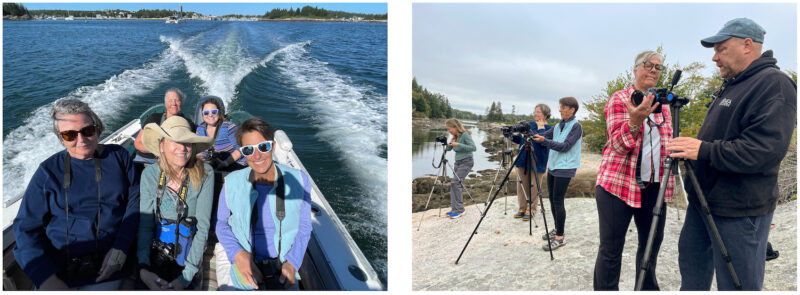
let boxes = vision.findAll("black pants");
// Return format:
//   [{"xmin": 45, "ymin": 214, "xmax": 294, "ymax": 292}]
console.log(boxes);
[
  {"xmin": 593, "ymin": 185, "xmax": 666, "ymax": 291},
  {"xmin": 547, "ymin": 174, "xmax": 571, "ymax": 236}
]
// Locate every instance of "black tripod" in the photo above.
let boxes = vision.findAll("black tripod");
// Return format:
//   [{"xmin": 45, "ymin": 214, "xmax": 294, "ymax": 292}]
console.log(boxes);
[
  {"xmin": 416, "ymin": 142, "xmax": 484, "ymax": 231},
  {"xmin": 635, "ymin": 91, "xmax": 742, "ymax": 290},
  {"xmin": 456, "ymin": 135, "xmax": 554, "ymax": 264},
  {"xmin": 484, "ymin": 136, "xmax": 538, "ymax": 226}
]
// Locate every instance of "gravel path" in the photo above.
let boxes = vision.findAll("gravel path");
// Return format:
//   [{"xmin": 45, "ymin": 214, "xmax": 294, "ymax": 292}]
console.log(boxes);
[{"xmin": 412, "ymin": 198, "xmax": 796, "ymax": 291}]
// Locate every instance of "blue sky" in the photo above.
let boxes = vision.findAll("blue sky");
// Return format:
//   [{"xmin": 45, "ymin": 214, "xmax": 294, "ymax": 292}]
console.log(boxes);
[
  {"xmin": 21, "ymin": 2, "xmax": 387, "ymax": 16},
  {"xmin": 413, "ymin": 3, "xmax": 797, "ymax": 118}
]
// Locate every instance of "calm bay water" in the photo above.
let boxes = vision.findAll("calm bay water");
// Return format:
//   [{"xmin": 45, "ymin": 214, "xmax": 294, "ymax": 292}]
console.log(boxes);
[
  {"xmin": 412, "ymin": 125, "xmax": 504, "ymax": 180},
  {"xmin": 3, "ymin": 20, "xmax": 387, "ymax": 284}
]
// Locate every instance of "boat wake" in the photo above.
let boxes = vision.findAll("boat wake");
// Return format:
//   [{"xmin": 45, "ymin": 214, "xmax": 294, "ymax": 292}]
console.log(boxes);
[
  {"xmin": 272, "ymin": 42, "xmax": 388, "ymax": 241},
  {"xmin": 2, "ymin": 50, "xmax": 182, "ymax": 203}
]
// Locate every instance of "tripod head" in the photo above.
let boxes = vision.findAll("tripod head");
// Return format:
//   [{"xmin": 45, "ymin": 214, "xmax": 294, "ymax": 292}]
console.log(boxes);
[{"xmin": 431, "ymin": 133, "xmax": 450, "ymax": 169}]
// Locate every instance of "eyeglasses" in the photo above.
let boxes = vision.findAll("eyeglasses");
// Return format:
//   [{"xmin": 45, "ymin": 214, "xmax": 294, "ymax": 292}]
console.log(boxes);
[
  {"xmin": 239, "ymin": 140, "xmax": 273, "ymax": 157},
  {"xmin": 203, "ymin": 109, "xmax": 219, "ymax": 116},
  {"xmin": 59, "ymin": 125, "xmax": 97, "ymax": 141},
  {"xmin": 640, "ymin": 61, "xmax": 663, "ymax": 72}
]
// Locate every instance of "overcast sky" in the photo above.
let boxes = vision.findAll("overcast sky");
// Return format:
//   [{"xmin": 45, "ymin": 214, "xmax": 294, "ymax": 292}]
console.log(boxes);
[{"xmin": 413, "ymin": 3, "xmax": 797, "ymax": 118}]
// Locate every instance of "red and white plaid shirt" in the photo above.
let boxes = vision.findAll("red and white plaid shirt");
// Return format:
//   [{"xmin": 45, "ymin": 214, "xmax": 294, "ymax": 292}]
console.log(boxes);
[{"xmin": 596, "ymin": 85, "xmax": 675, "ymax": 208}]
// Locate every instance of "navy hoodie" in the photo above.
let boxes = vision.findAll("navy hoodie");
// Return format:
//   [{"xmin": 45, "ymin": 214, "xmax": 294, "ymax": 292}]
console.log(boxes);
[{"xmin": 686, "ymin": 50, "xmax": 796, "ymax": 217}]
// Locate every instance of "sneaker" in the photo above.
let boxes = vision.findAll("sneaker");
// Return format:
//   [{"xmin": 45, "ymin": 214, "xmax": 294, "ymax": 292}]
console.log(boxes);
[
  {"xmin": 542, "ymin": 237, "xmax": 566, "ymax": 251},
  {"xmin": 449, "ymin": 212, "xmax": 463, "ymax": 219},
  {"xmin": 445, "ymin": 211, "xmax": 453, "ymax": 217},
  {"xmin": 522, "ymin": 211, "xmax": 532, "ymax": 221},
  {"xmin": 541, "ymin": 229, "xmax": 556, "ymax": 241},
  {"xmin": 513, "ymin": 209, "xmax": 525, "ymax": 219}
]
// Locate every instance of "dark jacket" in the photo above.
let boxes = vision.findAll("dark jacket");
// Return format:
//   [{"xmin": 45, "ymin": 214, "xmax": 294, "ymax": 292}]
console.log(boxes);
[
  {"xmin": 13, "ymin": 145, "xmax": 140, "ymax": 288},
  {"xmin": 512, "ymin": 122, "xmax": 551, "ymax": 173},
  {"xmin": 687, "ymin": 50, "xmax": 796, "ymax": 217}
]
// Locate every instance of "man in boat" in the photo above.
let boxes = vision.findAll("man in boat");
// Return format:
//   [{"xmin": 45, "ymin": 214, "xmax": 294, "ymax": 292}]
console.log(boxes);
[
  {"xmin": 214, "ymin": 118, "xmax": 312, "ymax": 290},
  {"xmin": 133, "ymin": 87, "xmax": 197, "ymax": 165},
  {"xmin": 12, "ymin": 99, "xmax": 140, "ymax": 290}
]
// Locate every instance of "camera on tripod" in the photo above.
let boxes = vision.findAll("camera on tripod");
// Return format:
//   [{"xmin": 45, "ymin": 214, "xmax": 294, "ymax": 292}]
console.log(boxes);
[
  {"xmin": 434, "ymin": 134, "xmax": 448, "ymax": 145},
  {"xmin": 631, "ymin": 70, "xmax": 690, "ymax": 113},
  {"xmin": 501, "ymin": 121, "xmax": 532, "ymax": 138}
]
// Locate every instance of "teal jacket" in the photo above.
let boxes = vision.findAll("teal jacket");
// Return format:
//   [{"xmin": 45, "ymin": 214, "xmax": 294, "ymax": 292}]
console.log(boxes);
[
  {"xmin": 137, "ymin": 163, "xmax": 214, "ymax": 287},
  {"xmin": 446, "ymin": 131, "xmax": 476, "ymax": 161},
  {"xmin": 224, "ymin": 164, "xmax": 306, "ymax": 289}
]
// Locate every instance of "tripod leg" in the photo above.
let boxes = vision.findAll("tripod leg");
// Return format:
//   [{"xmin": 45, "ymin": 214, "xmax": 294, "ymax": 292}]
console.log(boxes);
[
  {"xmin": 683, "ymin": 161, "xmax": 742, "ymax": 290},
  {"xmin": 528, "ymin": 146, "xmax": 552, "ymax": 260},
  {"xmin": 456, "ymin": 144, "xmax": 527, "ymax": 264},
  {"xmin": 417, "ymin": 165, "xmax": 446, "ymax": 231},
  {"xmin": 635, "ymin": 156, "xmax": 674, "ymax": 290}
]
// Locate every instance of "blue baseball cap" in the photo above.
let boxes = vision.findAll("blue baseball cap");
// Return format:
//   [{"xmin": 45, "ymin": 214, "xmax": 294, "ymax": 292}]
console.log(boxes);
[{"xmin": 701, "ymin": 18, "xmax": 766, "ymax": 48}]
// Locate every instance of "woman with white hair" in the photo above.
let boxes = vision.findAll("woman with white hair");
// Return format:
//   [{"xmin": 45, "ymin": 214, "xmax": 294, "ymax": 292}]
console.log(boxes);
[
  {"xmin": 593, "ymin": 50, "xmax": 675, "ymax": 290},
  {"xmin": 13, "ymin": 99, "xmax": 139, "ymax": 290}
]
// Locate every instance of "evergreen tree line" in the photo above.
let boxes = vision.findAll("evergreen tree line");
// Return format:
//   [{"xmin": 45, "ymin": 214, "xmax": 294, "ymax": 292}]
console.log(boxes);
[
  {"xmin": 264, "ymin": 5, "xmax": 387, "ymax": 20},
  {"xmin": 3, "ymin": 3, "xmax": 29, "ymax": 16},
  {"xmin": 412, "ymin": 78, "xmax": 454, "ymax": 119}
]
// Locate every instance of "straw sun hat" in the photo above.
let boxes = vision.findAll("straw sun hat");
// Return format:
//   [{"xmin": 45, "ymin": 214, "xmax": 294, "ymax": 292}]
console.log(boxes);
[{"xmin": 142, "ymin": 116, "xmax": 213, "ymax": 157}]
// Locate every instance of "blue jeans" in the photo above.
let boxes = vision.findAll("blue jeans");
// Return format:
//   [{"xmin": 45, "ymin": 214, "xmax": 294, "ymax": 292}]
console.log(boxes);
[{"xmin": 678, "ymin": 201, "xmax": 773, "ymax": 290}]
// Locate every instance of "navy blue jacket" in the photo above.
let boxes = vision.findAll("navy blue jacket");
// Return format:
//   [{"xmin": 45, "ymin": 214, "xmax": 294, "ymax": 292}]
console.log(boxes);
[
  {"xmin": 13, "ymin": 144, "xmax": 140, "ymax": 288},
  {"xmin": 512, "ymin": 122, "xmax": 551, "ymax": 173}
]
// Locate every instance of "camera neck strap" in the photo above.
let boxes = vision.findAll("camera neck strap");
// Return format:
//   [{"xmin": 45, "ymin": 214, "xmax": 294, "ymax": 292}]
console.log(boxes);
[
  {"xmin": 63, "ymin": 145, "xmax": 103, "ymax": 259},
  {"xmin": 155, "ymin": 170, "xmax": 190, "ymax": 260},
  {"xmin": 249, "ymin": 165, "xmax": 286, "ymax": 256}
]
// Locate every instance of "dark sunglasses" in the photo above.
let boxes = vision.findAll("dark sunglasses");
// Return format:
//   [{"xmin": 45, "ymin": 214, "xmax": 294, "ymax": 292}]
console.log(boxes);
[
  {"xmin": 239, "ymin": 140, "xmax": 273, "ymax": 157},
  {"xmin": 59, "ymin": 125, "xmax": 97, "ymax": 141},
  {"xmin": 203, "ymin": 109, "xmax": 219, "ymax": 116}
]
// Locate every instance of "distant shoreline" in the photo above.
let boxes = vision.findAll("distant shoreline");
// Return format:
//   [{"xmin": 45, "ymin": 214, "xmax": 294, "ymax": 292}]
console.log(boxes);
[{"xmin": 4, "ymin": 16, "xmax": 386, "ymax": 23}]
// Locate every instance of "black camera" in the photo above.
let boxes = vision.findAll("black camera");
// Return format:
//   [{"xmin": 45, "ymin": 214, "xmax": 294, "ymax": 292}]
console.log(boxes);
[
  {"xmin": 149, "ymin": 240, "xmax": 183, "ymax": 281},
  {"xmin": 257, "ymin": 258, "xmax": 291, "ymax": 290},
  {"xmin": 630, "ymin": 70, "xmax": 689, "ymax": 114},
  {"xmin": 501, "ymin": 121, "xmax": 531, "ymax": 137},
  {"xmin": 435, "ymin": 134, "xmax": 448, "ymax": 145},
  {"xmin": 61, "ymin": 254, "xmax": 102, "ymax": 282}
]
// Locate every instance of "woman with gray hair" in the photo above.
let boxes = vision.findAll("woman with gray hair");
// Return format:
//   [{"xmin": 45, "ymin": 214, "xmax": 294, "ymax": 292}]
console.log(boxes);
[
  {"xmin": 510, "ymin": 104, "xmax": 552, "ymax": 221},
  {"xmin": 13, "ymin": 99, "xmax": 140, "ymax": 290},
  {"xmin": 593, "ymin": 50, "xmax": 675, "ymax": 290}
]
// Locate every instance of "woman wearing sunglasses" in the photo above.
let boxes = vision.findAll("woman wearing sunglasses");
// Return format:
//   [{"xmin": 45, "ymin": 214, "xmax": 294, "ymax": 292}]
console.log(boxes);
[
  {"xmin": 214, "ymin": 118, "xmax": 312, "ymax": 290},
  {"xmin": 593, "ymin": 50, "xmax": 675, "ymax": 290},
  {"xmin": 13, "ymin": 99, "xmax": 140, "ymax": 290},
  {"xmin": 195, "ymin": 96, "xmax": 246, "ymax": 170},
  {"xmin": 137, "ymin": 116, "xmax": 215, "ymax": 290}
]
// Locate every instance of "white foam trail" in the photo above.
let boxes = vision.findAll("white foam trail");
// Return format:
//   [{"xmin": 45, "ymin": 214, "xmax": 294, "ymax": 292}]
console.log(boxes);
[
  {"xmin": 160, "ymin": 33, "xmax": 312, "ymax": 107},
  {"xmin": 3, "ymin": 50, "xmax": 182, "ymax": 202},
  {"xmin": 273, "ymin": 43, "xmax": 388, "ymax": 221}
]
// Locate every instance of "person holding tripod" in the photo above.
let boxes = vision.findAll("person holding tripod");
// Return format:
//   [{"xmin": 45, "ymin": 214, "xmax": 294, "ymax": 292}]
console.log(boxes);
[
  {"xmin": 511, "ymin": 104, "xmax": 552, "ymax": 221},
  {"xmin": 593, "ymin": 50, "xmax": 675, "ymax": 290},
  {"xmin": 668, "ymin": 18, "xmax": 796, "ymax": 291},
  {"xmin": 444, "ymin": 118, "xmax": 476, "ymax": 219},
  {"xmin": 532, "ymin": 97, "xmax": 582, "ymax": 251}
]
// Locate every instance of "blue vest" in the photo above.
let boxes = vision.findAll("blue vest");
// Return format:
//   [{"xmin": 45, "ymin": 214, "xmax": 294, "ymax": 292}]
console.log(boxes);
[
  {"xmin": 224, "ymin": 164, "xmax": 305, "ymax": 286},
  {"xmin": 548, "ymin": 120, "xmax": 582, "ymax": 170}
]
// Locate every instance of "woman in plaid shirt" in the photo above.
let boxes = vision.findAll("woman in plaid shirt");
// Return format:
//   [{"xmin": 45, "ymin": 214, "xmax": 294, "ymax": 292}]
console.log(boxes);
[{"xmin": 592, "ymin": 51, "xmax": 675, "ymax": 291}]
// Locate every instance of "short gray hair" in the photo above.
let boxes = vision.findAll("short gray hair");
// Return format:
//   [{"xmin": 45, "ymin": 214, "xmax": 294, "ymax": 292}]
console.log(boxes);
[
  {"xmin": 535, "ymin": 104, "xmax": 551, "ymax": 119},
  {"xmin": 165, "ymin": 87, "xmax": 185, "ymax": 102},
  {"xmin": 51, "ymin": 99, "xmax": 105, "ymax": 139},
  {"xmin": 634, "ymin": 50, "xmax": 662, "ymax": 69}
]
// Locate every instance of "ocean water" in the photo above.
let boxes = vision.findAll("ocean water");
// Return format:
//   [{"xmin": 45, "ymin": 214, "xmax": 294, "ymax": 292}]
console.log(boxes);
[{"xmin": 2, "ymin": 20, "xmax": 387, "ymax": 284}]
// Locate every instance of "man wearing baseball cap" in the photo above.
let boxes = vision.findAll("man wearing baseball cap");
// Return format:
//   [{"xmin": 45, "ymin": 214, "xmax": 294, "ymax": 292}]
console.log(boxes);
[{"xmin": 667, "ymin": 18, "xmax": 796, "ymax": 290}]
